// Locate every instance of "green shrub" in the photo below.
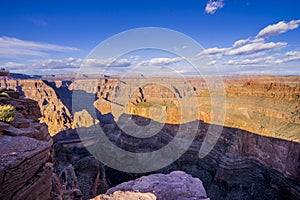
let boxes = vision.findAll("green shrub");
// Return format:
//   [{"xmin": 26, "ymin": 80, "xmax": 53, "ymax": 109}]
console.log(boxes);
[{"xmin": 0, "ymin": 105, "xmax": 15, "ymax": 123}]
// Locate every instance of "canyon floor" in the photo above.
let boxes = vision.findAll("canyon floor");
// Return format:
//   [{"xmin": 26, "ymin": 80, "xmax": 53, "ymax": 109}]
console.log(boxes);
[{"xmin": 0, "ymin": 74, "xmax": 299, "ymax": 199}]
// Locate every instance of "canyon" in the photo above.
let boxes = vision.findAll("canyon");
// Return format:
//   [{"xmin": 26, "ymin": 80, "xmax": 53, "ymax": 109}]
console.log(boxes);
[
  {"xmin": 1, "ymin": 75, "xmax": 299, "ymax": 142},
  {"xmin": 0, "ymin": 74, "xmax": 299, "ymax": 199}
]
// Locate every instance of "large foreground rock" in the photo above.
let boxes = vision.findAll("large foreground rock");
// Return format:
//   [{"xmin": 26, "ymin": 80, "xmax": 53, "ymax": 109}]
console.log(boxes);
[
  {"xmin": 93, "ymin": 171, "xmax": 209, "ymax": 200},
  {"xmin": 94, "ymin": 191, "xmax": 156, "ymax": 200},
  {"xmin": 0, "ymin": 135, "xmax": 52, "ymax": 200}
]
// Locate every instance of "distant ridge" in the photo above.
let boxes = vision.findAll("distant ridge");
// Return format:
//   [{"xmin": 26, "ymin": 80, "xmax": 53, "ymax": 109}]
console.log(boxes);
[{"xmin": 10, "ymin": 73, "xmax": 42, "ymax": 80}]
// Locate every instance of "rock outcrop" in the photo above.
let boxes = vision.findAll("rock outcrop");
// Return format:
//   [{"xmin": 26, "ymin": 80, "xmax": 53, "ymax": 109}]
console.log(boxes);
[
  {"xmin": 93, "ymin": 171, "xmax": 209, "ymax": 200},
  {"xmin": 0, "ymin": 90, "xmax": 53, "ymax": 200},
  {"xmin": 93, "ymin": 191, "xmax": 157, "ymax": 200},
  {"xmin": 0, "ymin": 80, "xmax": 73, "ymax": 135}
]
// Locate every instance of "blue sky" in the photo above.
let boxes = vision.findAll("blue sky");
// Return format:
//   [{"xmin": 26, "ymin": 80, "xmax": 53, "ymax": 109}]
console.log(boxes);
[{"xmin": 0, "ymin": 0, "xmax": 299, "ymax": 75}]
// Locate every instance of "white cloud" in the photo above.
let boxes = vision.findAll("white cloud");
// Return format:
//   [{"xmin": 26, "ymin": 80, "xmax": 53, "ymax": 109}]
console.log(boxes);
[
  {"xmin": 233, "ymin": 38, "xmax": 250, "ymax": 47},
  {"xmin": 282, "ymin": 51, "xmax": 300, "ymax": 63},
  {"xmin": 0, "ymin": 36, "xmax": 79, "ymax": 58},
  {"xmin": 199, "ymin": 41, "xmax": 286, "ymax": 57},
  {"xmin": 198, "ymin": 47, "xmax": 229, "ymax": 56},
  {"xmin": 4, "ymin": 62, "xmax": 26, "ymax": 70},
  {"xmin": 226, "ymin": 42, "xmax": 287, "ymax": 56},
  {"xmin": 256, "ymin": 19, "xmax": 300, "ymax": 39},
  {"xmin": 83, "ymin": 58, "xmax": 131, "ymax": 68},
  {"xmin": 5, "ymin": 57, "xmax": 132, "ymax": 75},
  {"xmin": 225, "ymin": 50, "xmax": 300, "ymax": 66},
  {"xmin": 31, "ymin": 58, "xmax": 82, "ymax": 69},
  {"xmin": 138, "ymin": 57, "xmax": 184, "ymax": 66},
  {"xmin": 205, "ymin": 0, "xmax": 224, "ymax": 14},
  {"xmin": 285, "ymin": 51, "xmax": 300, "ymax": 57},
  {"xmin": 207, "ymin": 60, "xmax": 217, "ymax": 65},
  {"xmin": 226, "ymin": 56, "xmax": 275, "ymax": 66},
  {"xmin": 6, "ymin": 57, "xmax": 188, "ymax": 75}
]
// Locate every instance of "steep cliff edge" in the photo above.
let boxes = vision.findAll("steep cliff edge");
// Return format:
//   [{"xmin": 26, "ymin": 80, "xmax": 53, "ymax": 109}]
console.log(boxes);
[
  {"xmin": 0, "ymin": 90, "xmax": 53, "ymax": 200},
  {"xmin": 0, "ymin": 80, "xmax": 73, "ymax": 135}
]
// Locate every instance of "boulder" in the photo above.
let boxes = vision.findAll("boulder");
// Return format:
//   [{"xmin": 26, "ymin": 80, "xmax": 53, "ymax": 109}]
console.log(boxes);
[
  {"xmin": 0, "ymin": 135, "xmax": 52, "ymax": 199},
  {"xmin": 104, "ymin": 171, "xmax": 209, "ymax": 200},
  {"xmin": 94, "ymin": 191, "xmax": 156, "ymax": 200}
]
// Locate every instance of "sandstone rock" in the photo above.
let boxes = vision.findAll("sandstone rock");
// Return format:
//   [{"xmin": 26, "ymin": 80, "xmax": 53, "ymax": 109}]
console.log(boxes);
[
  {"xmin": 0, "ymin": 80, "xmax": 73, "ymax": 135},
  {"xmin": 105, "ymin": 171, "xmax": 209, "ymax": 200},
  {"xmin": 4, "ymin": 125, "xmax": 39, "ymax": 137},
  {"xmin": 0, "ymin": 89, "xmax": 54, "ymax": 200},
  {"xmin": 11, "ymin": 162, "xmax": 53, "ymax": 200},
  {"xmin": 8, "ymin": 97, "xmax": 42, "ymax": 120},
  {"xmin": 5, "ymin": 90, "xmax": 21, "ymax": 99},
  {"xmin": 0, "ymin": 135, "xmax": 52, "ymax": 199},
  {"xmin": 0, "ymin": 121, "xmax": 10, "ymax": 133},
  {"xmin": 11, "ymin": 117, "xmax": 31, "ymax": 128},
  {"xmin": 93, "ymin": 191, "xmax": 157, "ymax": 200}
]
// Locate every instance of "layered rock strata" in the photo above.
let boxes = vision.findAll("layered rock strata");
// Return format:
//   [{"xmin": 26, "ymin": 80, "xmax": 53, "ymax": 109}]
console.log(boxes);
[
  {"xmin": 1, "ymin": 75, "xmax": 299, "ymax": 142},
  {"xmin": 0, "ymin": 80, "xmax": 73, "ymax": 135},
  {"xmin": 0, "ymin": 90, "xmax": 53, "ymax": 200},
  {"xmin": 53, "ymin": 113, "xmax": 300, "ymax": 199}
]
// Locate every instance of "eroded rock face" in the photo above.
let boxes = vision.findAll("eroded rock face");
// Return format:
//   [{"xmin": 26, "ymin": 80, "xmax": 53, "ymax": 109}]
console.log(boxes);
[
  {"xmin": 90, "ymin": 76, "xmax": 300, "ymax": 142},
  {"xmin": 0, "ymin": 79, "xmax": 73, "ymax": 135},
  {"xmin": 0, "ymin": 91, "xmax": 53, "ymax": 200},
  {"xmin": 2, "ymin": 75, "xmax": 299, "ymax": 142}
]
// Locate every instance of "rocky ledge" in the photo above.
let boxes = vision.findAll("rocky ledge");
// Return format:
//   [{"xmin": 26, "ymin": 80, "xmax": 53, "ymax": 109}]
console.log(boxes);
[{"xmin": 0, "ymin": 90, "xmax": 53, "ymax": 200}]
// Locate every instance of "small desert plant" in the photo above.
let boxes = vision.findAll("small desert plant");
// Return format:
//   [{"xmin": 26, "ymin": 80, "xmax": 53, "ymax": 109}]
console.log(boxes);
[{"xmin": 0, "ymin": 104, "xmax": 15, "ymax": 123}]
